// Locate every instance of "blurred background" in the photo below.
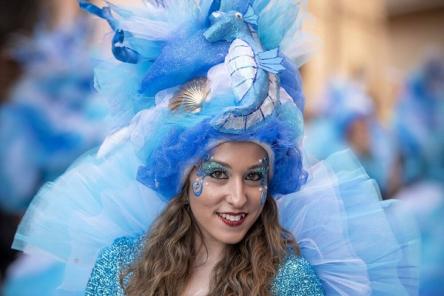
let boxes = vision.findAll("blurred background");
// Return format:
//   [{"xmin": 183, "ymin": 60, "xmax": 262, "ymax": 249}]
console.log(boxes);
[{"xmin": 0, "ymin": 0, "xmax": 443, "ymax": 295}]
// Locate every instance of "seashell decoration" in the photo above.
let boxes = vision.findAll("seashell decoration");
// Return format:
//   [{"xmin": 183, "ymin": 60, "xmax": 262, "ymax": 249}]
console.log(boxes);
[{"xmin": 169, "ymin": 78, "xmax": 210, "ymax": 113}]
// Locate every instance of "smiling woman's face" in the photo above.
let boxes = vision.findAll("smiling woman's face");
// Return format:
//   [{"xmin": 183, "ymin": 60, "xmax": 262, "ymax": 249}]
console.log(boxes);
[{"xmin": 188, "ymin": 141, "xmax": 269, "ymax": 246}]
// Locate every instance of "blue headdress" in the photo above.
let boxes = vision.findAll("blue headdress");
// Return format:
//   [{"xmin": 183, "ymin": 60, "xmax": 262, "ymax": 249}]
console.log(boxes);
[
  {"xmin": 12, "ymin": 1, "xmax": 418, "ymax": 295},
  {"xmin": 78, "ymin": 0, "xmax": 309, "ymax": 200}
]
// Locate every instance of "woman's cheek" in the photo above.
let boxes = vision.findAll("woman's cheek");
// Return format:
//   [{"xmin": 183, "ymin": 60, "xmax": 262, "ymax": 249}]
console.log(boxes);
[{"xmin": 199, "ymin": 181, "xmax": 226, "ymax": 203}]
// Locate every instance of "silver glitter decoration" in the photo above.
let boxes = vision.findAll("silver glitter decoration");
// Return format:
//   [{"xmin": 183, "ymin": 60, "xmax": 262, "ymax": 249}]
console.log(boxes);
[{"xmin": 260, "ymin": 185, "xmax": 268, "ymax": 205}]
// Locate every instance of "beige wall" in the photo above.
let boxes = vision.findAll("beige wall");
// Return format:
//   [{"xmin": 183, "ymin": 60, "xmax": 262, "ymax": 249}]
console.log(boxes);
[
  {"xmin": 303, "ymin": 1, "xmax": 444, "ymax": 121},
  {"xmin": 387, "ymin": 7, "xmax": 444, "ymax": 77},
  {"xmin": 49, "ymin": 0, "xmax": 143, "ymax": 45},
  {"xmin": 46, "ymin": 0, "xmax": 80, "ymax": 27},
  {"xmin": 302, "ymin": 0, "xmax": 392, "ymax": 121}
]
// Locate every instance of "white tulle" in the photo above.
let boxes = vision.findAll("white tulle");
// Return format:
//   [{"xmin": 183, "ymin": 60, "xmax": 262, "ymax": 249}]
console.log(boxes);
[
  {"xmin": 13, "ymin": 147, "xmax": 418, "ymax": 294},
  {"xmin": 278, "ymin": 150, "xmax": 418, "ymax": 295}
]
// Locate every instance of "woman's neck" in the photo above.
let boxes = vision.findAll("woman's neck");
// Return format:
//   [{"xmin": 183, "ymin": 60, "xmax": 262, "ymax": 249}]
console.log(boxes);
[
  {"xmin": 181, "ymin": 233, "xmax": 226, "ymax": 296},
  {"xmin": 194, "ymin": 233, "xmax": 226, "ymax": 267}
]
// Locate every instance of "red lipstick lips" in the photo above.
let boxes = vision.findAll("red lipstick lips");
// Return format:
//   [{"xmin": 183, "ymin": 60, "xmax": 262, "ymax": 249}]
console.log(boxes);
[{"xmin": 217, "ymin": 212, "xmax": 248, "ymax": 227}]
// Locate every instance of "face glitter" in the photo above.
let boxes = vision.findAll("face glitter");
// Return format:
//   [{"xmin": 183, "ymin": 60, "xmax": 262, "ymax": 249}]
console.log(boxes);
[
  {"xmin": 257, "ymin": 156, "xmax": 269, "ymax": 205},
  {"xmin": 192, "ymin": 177, "xmax": 204, "ymax": 197},
  {"xmin": 192, "ymin": 154, "xmax": 229, "ymax": 197}
]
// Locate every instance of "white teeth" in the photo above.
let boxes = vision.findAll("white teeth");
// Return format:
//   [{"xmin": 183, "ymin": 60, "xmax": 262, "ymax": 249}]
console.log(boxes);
[{"xmin": 219, "ymin": 213, "xmax": 246, "ymax": 222}]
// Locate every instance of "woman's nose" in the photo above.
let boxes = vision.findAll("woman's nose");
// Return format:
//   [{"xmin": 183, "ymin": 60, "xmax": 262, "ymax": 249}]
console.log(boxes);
[{"xmin": 226, "ymin": 177, "xmax": 247, "ymax": 208}]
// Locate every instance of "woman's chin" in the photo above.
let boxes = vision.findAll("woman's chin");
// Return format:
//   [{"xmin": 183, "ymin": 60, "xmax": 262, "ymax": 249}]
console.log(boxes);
[{"xmin": 213, "ymin": 229, "xmax": 248, "ymax": 245}]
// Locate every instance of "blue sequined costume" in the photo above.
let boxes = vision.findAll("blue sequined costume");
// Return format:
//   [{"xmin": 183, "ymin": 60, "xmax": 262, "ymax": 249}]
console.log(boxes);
[
  {"xmin": 85, "ymin": 236, "xmax": 324, "ymax": 296},
  {"xmin": 12, "ymin": 1, "xmax": 419, "ymax": 295}
]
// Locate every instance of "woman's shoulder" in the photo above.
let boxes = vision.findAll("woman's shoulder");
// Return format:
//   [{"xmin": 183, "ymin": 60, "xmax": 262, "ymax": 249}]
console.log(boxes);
[
  {"xmin": 272, "ymin": 253, "xmax": 324, "ymax": 296},
  {"xmin": 84, "ymin": 234, "xmax": 144, "ymax": 295}
]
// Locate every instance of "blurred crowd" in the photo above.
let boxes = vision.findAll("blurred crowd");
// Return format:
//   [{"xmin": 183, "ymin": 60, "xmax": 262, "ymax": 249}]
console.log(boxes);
[
  {"xmin": 0, "ymin": 1, "xmax": 110, "ymax": 294},
  {"xmin": 0, "ymin": 1, "xmax": 443, "ymax": 295},
  {"xmin": 304, "ymin": 57, "xmax": 444, "ymax": 295}
]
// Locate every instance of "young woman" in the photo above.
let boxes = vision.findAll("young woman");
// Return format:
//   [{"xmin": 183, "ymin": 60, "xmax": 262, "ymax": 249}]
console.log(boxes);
[
  {"xmin": 86, "ymin": 142, "xmax": 323, "ymax": 295},
  {"xmin": 13, "ymin": 0, "xmax": 418, "ymax": 295}
]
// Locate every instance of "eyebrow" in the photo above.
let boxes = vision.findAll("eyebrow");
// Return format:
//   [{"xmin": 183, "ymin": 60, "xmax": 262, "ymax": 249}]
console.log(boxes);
[
  {"xmin": 204, "ymin": 159, "xmax": 231, "ymax": 169},
  {"xmin": 247, "ymin": 164, "xmax": 268, "ymax": 171},
  {"xmin": 205, "ymin": 159, "xmax": 268, "ymax": 171}
]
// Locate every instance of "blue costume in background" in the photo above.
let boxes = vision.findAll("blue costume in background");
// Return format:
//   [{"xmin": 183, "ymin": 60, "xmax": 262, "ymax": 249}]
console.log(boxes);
[
  {"xmin": 304, "ymin": 77, "xmax": 395, "ymax": 196},
  {"xmin": 394, "ymin": 58, "xmax": 444, "ymax": 184},
  {"xmin": 0, "ymin": 20, "xmax": 109, "ymax": 214},
  {"xmin": 1, "ymin": 19, "xmax": 109, "ymax": 296},
  {"xmin": 393, "ymin": 57, "xmax": 444, "ymax": 295},
  {"xmin": 12, "ymin": 0, "xmax": 419, "ymax": 295}
]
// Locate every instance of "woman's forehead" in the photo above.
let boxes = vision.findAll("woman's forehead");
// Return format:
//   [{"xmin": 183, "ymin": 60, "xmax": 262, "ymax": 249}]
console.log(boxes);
[{"xmin": 210, "ymin": 142, "xmax": 268, "ymax": 167}]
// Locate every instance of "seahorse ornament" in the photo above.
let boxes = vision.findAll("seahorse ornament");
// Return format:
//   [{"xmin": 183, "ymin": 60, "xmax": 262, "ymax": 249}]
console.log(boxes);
[{"xmin": 204, "ymin": 6, "xmax": 285, "ymax": 133}]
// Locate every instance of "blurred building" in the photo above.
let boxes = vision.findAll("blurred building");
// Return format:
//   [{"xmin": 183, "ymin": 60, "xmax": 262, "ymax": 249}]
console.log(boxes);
[
  {"xmin": 303, "ymin": 0, "xmax": 390, "ymax": 120},
  {"xmin": 386, "ymin": 0, "xmax": 444, "ymax": 78},
  {"xmin": 46, "ymin": 0, "xmax": 80, "ymax": 27},
  {"xmin": 303, "ymin": 0, "xmax": 444, "ymax": 122}
]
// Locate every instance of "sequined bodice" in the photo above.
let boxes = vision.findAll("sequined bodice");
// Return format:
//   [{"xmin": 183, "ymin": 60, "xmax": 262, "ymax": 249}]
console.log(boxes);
[{"xmin": 85, "ymin": 236, "xmax": 324, "ymax": 296}]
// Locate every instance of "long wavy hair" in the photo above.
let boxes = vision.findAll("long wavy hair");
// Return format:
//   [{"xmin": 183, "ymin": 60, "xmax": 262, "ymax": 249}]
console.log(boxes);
[{"xmin": 121, "ymin": 182, "xmax": 299, "ymax": 295}]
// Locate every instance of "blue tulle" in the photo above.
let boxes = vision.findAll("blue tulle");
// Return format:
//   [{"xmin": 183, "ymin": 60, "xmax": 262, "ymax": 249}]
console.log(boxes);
[
  {"xmin": 219, "ymin": 0, "xmax": 252, "ymax": 13},
  {"xmin": 13, "ymin": 143, "xmax": 166, "ymax": 293},
  {"xmin": 2, "ymin": 255, "xmax": 64, "ymax": 296},
  {"xmin": 13, "ymin": 146, "xmax": 419, "ymax": 295},
  {"xmin": 10, "ymin": 1, "xmax": 419, "ymax": 295},
  {"xmin": 278, "ymin": 150, "xmax": 419, "ymax": 295},
  {"xmin": 257, "ymin": 0, "xmax": 300, "ymax": 50},
  {"xmin": 394, "ymin": 181, "xmax": 444, "ymax": 295}
]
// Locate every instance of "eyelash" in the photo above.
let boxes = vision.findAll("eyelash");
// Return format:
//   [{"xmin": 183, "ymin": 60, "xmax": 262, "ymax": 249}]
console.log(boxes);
[
  {"xmin": 208, "ymin": 169, "xmax": 228, "ymax": 179},
  {"xmin": 206, "ymin": 169, "xmax": 264, "ymax": 182},
  {"xmin": 245, "ymin": 171, "xmax": 264, "ymax": 182}
]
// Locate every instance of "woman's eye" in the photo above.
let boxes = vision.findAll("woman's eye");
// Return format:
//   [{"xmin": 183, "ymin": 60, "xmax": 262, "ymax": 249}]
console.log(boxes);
[
  {"xmin": 209, "ymin": 170, "xmax": 228, "ymax": 179},
  {"xmin": 245, "ymin": 172, "xmax": 263, "ymax": 181}
]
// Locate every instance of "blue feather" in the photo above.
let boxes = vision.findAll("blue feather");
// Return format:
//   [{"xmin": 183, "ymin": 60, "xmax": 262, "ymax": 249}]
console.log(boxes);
[{"xmin": 257, "ymin": 0, "xmax": 300, "ymax": 50}]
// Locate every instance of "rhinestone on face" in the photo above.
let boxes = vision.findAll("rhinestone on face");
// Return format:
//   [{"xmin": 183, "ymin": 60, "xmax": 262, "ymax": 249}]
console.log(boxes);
[{"xmin": 260, "ymin": 187, "xmax": 267, "ymax": 205}]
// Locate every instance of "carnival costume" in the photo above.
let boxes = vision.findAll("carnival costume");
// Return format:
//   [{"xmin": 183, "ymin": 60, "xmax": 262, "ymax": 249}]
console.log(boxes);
[
  {"xmin": 394, "ymin": 57, "xmax": 444, "ymax": 184},
  {"xmin": 393, "ymin": 58, "xmax": 444, "ymax": 295},
  {"xmin": 13, "ymin": 0, "xmax": 418, "ymax": 295},
  {"xmin": 0, "ymin": 21, "xmax": 109, "ymax": 213},
  {"xmin": 304, "ymin": 77, "xmax": 395, "ymax": 196}
]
